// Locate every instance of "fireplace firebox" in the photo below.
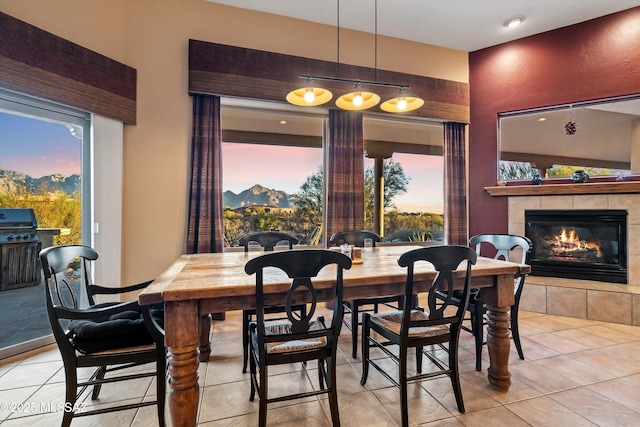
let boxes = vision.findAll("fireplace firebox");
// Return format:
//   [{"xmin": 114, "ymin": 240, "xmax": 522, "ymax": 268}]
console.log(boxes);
[{"xmin": 525, "ymin": 209, "xmax": 627, "ymax": 283}]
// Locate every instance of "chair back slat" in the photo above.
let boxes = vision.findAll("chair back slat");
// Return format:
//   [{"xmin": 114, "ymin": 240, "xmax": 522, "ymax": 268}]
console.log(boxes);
[
  {"xmin": 428, "ymin": 270, "xmax": 456, "ymax": 321},
  {"xmin": 287, "ymin": 277, "xmax": 316, "ymax": 334}
]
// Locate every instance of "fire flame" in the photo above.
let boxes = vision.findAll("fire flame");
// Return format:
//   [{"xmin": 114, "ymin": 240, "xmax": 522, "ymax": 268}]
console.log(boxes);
[{"xmin": 553, "ymin": 227, "xmax": 602, "ymax": 258}]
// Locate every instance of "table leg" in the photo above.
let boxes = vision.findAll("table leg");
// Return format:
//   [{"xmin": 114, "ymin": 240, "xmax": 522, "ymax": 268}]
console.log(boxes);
[
  {"xmin": 478, "ymin": 273, "xmax": 514, "ymax": 392},
  {"xmin": 199, "ymin": 314, "xmax": 212, "ymax": 362},
  {"xmin": 166, "ymin": 301, "xmax": 200, "ymax": 427},
  {"xmin": 485, "ymin": 303, "xmax": 511, "ymax": 392}
]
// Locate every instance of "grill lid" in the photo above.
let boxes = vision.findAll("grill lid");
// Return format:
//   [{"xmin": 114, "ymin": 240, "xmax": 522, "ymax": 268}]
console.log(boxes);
[
  {"xmin": 0, "ymin": 208, "xmax": 38, "ymax": 229},
  {"xmin": 0, "ymin": 209, "xmax": 39, "ymax": 244}
]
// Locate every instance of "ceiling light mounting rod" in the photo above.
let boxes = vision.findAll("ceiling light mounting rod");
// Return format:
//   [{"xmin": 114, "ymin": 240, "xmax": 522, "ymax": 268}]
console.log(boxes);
[
  {"xmin": 298, "ymin": 74, "xmax": 410, "ymax": 90},
  {"xmin": 336, "ymin": 0, "xmax": 340, "ymax": 77},
  {"xmin": 374, "ymin": 0, "xmax": 378, "ymax": 82}
]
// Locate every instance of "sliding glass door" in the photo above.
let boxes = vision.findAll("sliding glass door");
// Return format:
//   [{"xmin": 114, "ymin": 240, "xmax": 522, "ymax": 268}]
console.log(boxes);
[{"xmin": 0, "ymin": 90, "xmax": 91, "ymax": 358}]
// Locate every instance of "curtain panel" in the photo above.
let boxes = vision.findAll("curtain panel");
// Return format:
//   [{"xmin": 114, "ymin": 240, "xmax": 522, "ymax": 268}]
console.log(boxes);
[
  {"xmin": 443, "ymin": 122, "xmax": 468, "ymax": 246},
  {"xmin": 187, "ymin": 94, "xmax": 225, "ymax": 254},
  {"xmin": 325, "ymin": 110, "xmax": 365, "ymax": 243}
]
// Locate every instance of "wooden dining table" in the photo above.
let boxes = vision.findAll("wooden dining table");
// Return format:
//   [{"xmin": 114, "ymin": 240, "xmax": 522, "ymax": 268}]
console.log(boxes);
[{"xmin": 139, "ymin": 245, "xmax": 530, "ymax": 427}]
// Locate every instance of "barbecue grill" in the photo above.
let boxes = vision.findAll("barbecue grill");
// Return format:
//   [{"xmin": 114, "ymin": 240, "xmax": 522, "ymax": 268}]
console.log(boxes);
[{"xmin": 0, "ymin": 208, "xmax": 41, "ymax": 291}]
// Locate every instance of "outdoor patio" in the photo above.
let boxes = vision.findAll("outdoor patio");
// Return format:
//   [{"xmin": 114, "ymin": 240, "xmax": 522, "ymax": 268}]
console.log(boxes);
[{"xmin": 0, "ymin": 282, "xmax": 51, "ymax": 352}]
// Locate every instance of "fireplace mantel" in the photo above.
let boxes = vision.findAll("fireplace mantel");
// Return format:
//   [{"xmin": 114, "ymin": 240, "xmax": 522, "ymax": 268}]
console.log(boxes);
[{"xmin": 485, "ymin": 181, "xmax": 640, "ymax": 197}]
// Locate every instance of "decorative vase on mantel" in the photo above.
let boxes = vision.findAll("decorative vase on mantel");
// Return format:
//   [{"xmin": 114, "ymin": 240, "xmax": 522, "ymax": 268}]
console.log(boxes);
[{"xmin": 570, "ymin": 170, "xmax": 589, "ymax": 183}]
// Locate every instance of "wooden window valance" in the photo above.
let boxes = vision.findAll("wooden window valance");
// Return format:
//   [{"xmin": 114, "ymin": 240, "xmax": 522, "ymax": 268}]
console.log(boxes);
[
  {"xmin": 188, "ymin": 39, "xmax": 469, "ymax": 123},
  {"xmin": 0, "ymin": 12, "xmax": 136, "ymax": 124}
]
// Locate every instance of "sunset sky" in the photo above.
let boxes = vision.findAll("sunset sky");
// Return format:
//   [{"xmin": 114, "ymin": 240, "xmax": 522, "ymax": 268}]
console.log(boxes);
[
  {"xmin": 223, "ymin": 142, "xmax": 443, "ymax": 214},
  {"xmin": 0, "ymin": 112, "xmax": 82, "ymax": 177},
  {"xmin": 1, "ymin": 112, "xmax": 443, "ymax": 214}
]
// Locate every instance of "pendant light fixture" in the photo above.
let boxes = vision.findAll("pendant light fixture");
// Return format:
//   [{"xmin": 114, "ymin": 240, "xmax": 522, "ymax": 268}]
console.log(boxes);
[
  {"xmin": 335, "ymin": 0, "xmax": 380, "ymax": 111},
  {"xmin": 286, "ymin": 0, "xmax": 423, "ymax": 113},
  {"xmin": 286, "ymin": 78, "xmax": 333, "ymax": 107},
  {"xmin": 336, "ymin": 82, "xmax": 381, "ymax": 110},
  {"xmin": 380, "ymin": 87, "xmax": 424, "ymax": 112},
  {"xmin": 285, "ymin": 0, "xmax": 340, "ymax": 108}
]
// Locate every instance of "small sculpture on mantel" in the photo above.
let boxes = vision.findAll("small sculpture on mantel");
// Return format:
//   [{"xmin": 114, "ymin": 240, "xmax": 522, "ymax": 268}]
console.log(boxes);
[
  {"xmin": 570, "ymin": 170, "xmax": 589, "ymax": 183},
  {"xmin": 531, "ymin": 173, "xmax": 542, "ymax": 185}
]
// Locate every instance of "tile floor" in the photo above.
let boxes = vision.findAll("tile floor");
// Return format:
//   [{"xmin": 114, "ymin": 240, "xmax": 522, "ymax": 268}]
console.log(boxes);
[{"xmin": 2, "ymin": 307, "xmax": 640, "ymax": 426}]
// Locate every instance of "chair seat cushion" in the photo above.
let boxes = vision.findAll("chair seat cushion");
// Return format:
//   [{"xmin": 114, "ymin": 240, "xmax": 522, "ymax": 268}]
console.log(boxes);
[
  {"xmin": 259, "ymin": 320, "xmax": 326, "ymax": 354},
  {"xmin": 370, "ymin": 310, "xmax": 449, "ymax": 338},
  {"xmin": 68, "ymin": 306, "xmax": 164, "ymax": 354}
]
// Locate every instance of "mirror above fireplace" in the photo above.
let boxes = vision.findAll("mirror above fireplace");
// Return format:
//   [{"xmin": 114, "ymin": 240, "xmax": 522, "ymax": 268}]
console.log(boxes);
[{"xmin": 499, "ymin": 95, "xmax": 640, "ymax": 181}]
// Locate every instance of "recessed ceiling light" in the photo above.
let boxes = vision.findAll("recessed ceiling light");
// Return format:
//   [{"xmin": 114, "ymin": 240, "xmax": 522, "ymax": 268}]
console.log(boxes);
[
  {"xmin": 504, "ymin": 15, "xmax": 525, "ymax": 28},
  {"xmin": 538, "ymin": 117, "xmax": 547, "ymax": 122},
  {"xmin": 279, "ymin": 120, "xmax": 287, "ymax": 125}
]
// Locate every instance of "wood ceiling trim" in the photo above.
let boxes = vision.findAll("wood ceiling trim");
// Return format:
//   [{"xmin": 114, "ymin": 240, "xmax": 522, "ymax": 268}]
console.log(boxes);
[
  {"xmin": 222, "ymin": 130, "xmax": 444, "ymax": 159},
  {"xmin": 222, "ymin": 130, "xmax": 322, "ymax": 148},
  {"xmin": 365, "ymin": 140, "xmax": 443, "ymax": 158}
]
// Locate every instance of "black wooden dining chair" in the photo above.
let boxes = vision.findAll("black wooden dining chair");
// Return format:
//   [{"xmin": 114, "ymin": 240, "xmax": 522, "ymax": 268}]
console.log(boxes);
[
  {"xmin": 465, "ymin": 234, "xmax": 530, "ymax": 370},
  {"xmin": 329, "ymin": 230, "xmax": 404, "ymax": 358},
  {"xmin": 40, "ymin": 245, "xmax": 166, "ymax": 427},
  {"xmin": 237, "ymin": 231, "xmax": 307, "ymax": 373},
  {"xmin": 361, "ymin": 245, "xmax": 477, "ymax": 426},
  {"xmin": 245, "ymin": 249, "xmax": 352, "ymax": 427}
]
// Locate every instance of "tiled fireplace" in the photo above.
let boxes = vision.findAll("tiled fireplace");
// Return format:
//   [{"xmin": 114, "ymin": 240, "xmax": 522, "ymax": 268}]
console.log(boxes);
[{"xmin": 488, "ymin": 183, "xmax": 640, "ymax": 326}]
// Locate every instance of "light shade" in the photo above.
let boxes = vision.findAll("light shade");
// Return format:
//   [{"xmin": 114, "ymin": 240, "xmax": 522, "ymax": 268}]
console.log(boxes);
[
  {"xmin": 286, "ymin": 85, "xmax": 333, "ymax": 106},
  {"xmin": 335, "ymin": 87, "xmax": 380, "ymax": 110},
  {"xmin": 380, "ymin": 89, "xmax": 424, "ymax": 113}
]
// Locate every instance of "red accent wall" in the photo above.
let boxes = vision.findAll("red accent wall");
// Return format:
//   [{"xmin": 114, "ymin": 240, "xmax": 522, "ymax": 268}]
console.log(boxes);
[{"xmin": 468, "ymin": 7, "xmax": 640, "ymax": 237}]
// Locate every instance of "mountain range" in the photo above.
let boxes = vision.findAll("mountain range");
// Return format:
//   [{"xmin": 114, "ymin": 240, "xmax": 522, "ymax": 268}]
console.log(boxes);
[
  {"xmin": 1, "ymin": 168, "xmax": 292, "ymax": 208},
  {"xmin": 224, "ymin": 184, "xmax": 294, "ymax": 208},
  {"xmin": 0, "ymin": 168, "xmax": 81, "ymax": 195}
]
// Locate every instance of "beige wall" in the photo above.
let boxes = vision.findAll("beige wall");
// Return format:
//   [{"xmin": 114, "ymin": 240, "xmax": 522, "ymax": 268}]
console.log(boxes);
[{"xmin": 0, "ymin": 0, "xmax": 468, "ymax": 284}]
